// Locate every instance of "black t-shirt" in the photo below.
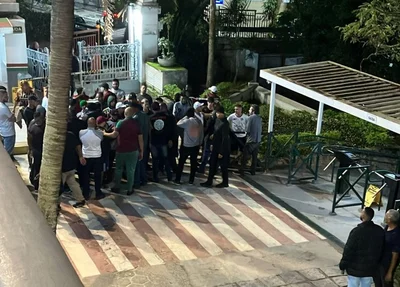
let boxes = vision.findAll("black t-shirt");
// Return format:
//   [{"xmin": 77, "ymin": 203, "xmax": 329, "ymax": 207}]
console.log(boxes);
[
  {"xmin": 23, "ymin": 106, "xmax": 36, "ymax": 126},
  {"xmin": 62, "ymin": 131, "xmax": 80, "ymax": 172},
  {"xmin": 28, "ymin": 121, "xmax": 45, "ymax": 152},
  {"xmin": 382, "ymin": 226, "xmax": 400, "ymax": 271},
  {"xmin": 150, "ymin": 111, "xmax": 174, "ymax": 145}
]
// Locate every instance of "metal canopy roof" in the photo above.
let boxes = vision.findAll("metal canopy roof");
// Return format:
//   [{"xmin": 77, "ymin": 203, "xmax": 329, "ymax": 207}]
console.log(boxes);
[{"xmin": 260, "ymin": 61, "xmax": 400, "ymax": 134}]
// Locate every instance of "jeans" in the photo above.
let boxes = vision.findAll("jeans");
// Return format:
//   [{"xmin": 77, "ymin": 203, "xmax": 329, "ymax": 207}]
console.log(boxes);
[
  {"xmin": 348, "ymin": 276, "xmax": 373, "ymax": 287},
  {"xmin": 114, "ymin": 150, "xmax": 139, "ymax": 191},
  {"xmin": 82, "ymin": 157, "xmax": 104, "ymax": 199},
  {"xmin": 2, "ymin": 135, "xmax": 15, "ymax": 155},
  {"xmin": 175, "ymin": 145, "xmax": 200, "ymax": 183},
  {"xmin": 134, "ymin": 146, "xmax": 148, "ymax": 187},
  {"xmin": 198, "ymin": 142, "xmax": 211, "ymax": 173},
  {"xmin": 151, "ymin": 144, "xmax": 172, "ymax": 182}
]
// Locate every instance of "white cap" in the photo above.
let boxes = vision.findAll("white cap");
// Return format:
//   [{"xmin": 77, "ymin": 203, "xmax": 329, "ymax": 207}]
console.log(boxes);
[
  {"xmin": 193, "ymin": 101, "xmax": 204, "ymax": 110},
  {"xmin": 116, "ymin": 102, "xmax": 127, "ymax": 109},
  {"xmin": 209, "ymin": 86, "xmax": 218, "ymax": 93}
]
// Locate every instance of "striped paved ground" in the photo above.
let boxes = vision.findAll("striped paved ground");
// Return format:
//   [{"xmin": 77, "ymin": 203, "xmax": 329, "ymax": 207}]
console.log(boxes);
[{"xmin": 56, "ymin": 177, "xmax": 326, "ymax": 280}]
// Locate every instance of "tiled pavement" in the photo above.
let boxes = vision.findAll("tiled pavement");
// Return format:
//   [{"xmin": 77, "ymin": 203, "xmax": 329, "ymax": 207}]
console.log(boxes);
[{"xmin": 57, "ymin": 176, "xmax": 326, "ymax": 280}]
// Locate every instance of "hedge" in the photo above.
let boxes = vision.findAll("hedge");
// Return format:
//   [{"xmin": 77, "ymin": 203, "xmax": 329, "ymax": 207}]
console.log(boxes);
[{"xmin": 214, "ymin": 82, "xmax": 397, "ymax": 151}]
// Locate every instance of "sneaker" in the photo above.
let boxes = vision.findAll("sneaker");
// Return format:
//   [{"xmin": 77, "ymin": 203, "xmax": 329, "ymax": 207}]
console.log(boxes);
[
  {"xmin": 200, "ymin": 182, "xmax": 212, "ymax": 188},
  {"xmin": 215, "ymin": 183, "xmax": 228, "ymax": 188},
  {"xmin": 73, "ymin": 200, "xmax": 86, "ymax": 208},
  {"xmin": 127, "ymin": 189, "xmax": 135, "ymax": 196},
  {"xmin": 173, "ymin": 180, "xmax": 181, "ymax": 185},
  {"xmin": 189, "ymin": 180, "xmax": 194, "ymax": 185}
]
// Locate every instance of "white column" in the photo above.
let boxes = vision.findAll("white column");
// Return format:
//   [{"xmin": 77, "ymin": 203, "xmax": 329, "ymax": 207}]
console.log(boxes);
[
  {"xmin": 268, "ymin": 82, "xmax": 276, "ymax": 133},
  {"xmin": 316, "ymin": 102, "xmax": 324, "ymax": 135},
  {"xmin": 133, "ymin": 0, "xmax": 161, "ymax": 83},
  {"xmin": 128, "ymin": 4, "xmax": 135, "ymax": 80}
]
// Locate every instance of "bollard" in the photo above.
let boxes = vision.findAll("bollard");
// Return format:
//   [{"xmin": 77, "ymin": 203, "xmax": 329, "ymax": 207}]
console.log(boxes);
[{"xmin": 0, "ymin": 147, "xmax": 82, "ymax": 287}]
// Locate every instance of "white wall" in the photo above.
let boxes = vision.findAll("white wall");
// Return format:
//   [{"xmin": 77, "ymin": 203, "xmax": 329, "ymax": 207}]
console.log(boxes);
[{"xmin": 5, "ymin": 18, "xmax": 27, "ymax": 65}]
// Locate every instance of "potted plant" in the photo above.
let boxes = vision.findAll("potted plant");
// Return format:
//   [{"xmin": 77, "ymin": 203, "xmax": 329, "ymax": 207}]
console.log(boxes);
[{"xmin": 158, "ymin": 13, "xmax": 176, "ymax": 67}]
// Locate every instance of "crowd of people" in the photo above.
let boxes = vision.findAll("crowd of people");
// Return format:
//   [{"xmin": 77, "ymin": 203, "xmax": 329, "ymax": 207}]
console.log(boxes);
[{"xmin": 0, "ymin": 79, "xmax": 262, "ymax": 208}]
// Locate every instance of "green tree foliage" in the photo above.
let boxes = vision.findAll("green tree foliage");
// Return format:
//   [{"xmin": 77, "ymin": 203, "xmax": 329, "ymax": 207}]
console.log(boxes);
[
  {"xmin": 159, "ymin": 0, "xmax": 210, "ymax": 87},
  {"xmin": 262, "ymin": 0, "xmax": 279, "ymax": 25},
  {"xmin": 340, "ymin": 0, "xmax": 400, "ymax": 71},
  {"xmin": 276, "ymin": 0, "xmax": 367, "ymax": 67}
]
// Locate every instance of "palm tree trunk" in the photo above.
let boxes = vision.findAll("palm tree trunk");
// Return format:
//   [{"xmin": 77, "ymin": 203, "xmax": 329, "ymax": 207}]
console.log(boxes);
[
  {"xmin": 37, "ymin": 0, "xmax": 74, "ymax": 231},
  {"xmin": 206, "ymin": 0, "xmax": 216, "ymax": 87}
]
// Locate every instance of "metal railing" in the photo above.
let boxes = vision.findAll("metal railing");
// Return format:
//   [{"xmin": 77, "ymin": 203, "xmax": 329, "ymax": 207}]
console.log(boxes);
[
  {"xmin": 204, "ymin": 8, "xmax": 281, "ymax": 38},
  {"xmin": 26, "ymin": 47, "xmax": 50, "ymax": 91},
  {"xmin": 76, "ymin": 41, "xmax": 140, "ymax": 86},
  {"xmin": 330, "ymin": 165, "xmax": 370, "ymax": 215},
  {"xmin": 26, "ymin": 40, "xmax": 140, "ymax": 91}
]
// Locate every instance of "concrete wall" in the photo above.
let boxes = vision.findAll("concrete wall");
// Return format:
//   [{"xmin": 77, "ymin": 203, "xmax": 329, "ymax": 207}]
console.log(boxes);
[{"xmin": 230, "ymin": 82, "xmax": 316, "ymax": 115}]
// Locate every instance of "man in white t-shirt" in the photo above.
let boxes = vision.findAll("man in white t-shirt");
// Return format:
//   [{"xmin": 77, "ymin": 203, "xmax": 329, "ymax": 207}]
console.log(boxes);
[
  {"xmin": 0, "ymin": 86, "xmax": 16, "ymax": 155},
  {"xmin": 227, "ymin": 104, "xmax": 248, "ymax": 153},
  {"xmin": 79, "ymin": 117, "xmax": 105, "ymax": 200}
]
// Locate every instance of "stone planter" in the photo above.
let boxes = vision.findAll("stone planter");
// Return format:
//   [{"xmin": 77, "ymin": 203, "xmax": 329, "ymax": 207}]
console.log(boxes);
[{"xmin": 157, "ymin": 56, "xmax": 176, "ymax": 67}]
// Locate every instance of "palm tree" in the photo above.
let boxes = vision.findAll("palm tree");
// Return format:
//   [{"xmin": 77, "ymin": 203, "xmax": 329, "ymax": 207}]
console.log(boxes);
[
  {"xmin": 37, "ymin": 0, "xmax": 74, "ymax": 231},
  {"xmin": 206, "ymin": 0, "xmax": 216, "ymax": 87}
]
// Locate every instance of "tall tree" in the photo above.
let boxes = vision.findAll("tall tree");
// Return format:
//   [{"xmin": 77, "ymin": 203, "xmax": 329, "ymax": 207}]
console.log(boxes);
[
  {"xmin": 206, "ymin": 0, "xmax": 216, "ymax": 87},
  {"xmin": 276, "ymin": 0, "xmax": 367, "ymax": 67},
  {"xmin": 37, "ymin": 0, "xmax": 74, "ymax": 231},
  {"xmin": 340, "ymin": 0, "xmax": 400, "ymax": 71}
]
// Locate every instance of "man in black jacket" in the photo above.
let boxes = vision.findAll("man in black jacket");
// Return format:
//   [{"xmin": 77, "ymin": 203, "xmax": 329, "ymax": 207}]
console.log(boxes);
[
  {"xmin": 339, "ymin": 207, "xmax": 385, "ymax": 287},
  {"xmin": 200, "ymin": 106, "xmax": 230, "ymax": 188}
]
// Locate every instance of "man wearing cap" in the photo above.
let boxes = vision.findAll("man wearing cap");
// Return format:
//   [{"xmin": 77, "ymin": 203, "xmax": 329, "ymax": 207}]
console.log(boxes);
[
  {"xmin": 201, "ymin": 106, "xmax": 230, "ymax": 188},
  {"xmin": 0, "ymin": 86, "xmax": 16, "ymax": 155},
  {"xmin": 116, "ymin": 102, "xmax": 127, "ymax": 119},
  {"xmin": 77, "ymin": 100, "xmax": 88, "ymax": 121},
  {"xmin": 208, "ymin": 86, "xmax": 219, "ymax": 99},
  {"xmin": 193, "ymin": 101, "xmax": 204, "ymax": 124},
  {"xmin": 104, "ymin": 106, "xmax": 144, "ymax": 195}
]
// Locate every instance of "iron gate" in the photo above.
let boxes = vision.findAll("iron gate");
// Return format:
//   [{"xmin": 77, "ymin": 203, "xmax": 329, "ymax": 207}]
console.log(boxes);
[
  {"xmin": 26, "ymin": 41, "xmax": 140, "ymax": 92},
  {"xmin": 76, "ymin": 41, "xmax": 140, "ymax": 87}
]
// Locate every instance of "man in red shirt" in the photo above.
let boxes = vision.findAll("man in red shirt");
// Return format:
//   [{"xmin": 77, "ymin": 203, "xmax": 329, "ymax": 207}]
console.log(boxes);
[{"xmin": 104, "ymin": 106, "xmax": 143, "ymax": 195}]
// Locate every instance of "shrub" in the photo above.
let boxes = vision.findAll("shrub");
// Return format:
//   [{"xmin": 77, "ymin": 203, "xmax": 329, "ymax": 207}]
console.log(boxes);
[{"xmin": 163, "ymin": 84, "xmax": 182, "ymax": 98}]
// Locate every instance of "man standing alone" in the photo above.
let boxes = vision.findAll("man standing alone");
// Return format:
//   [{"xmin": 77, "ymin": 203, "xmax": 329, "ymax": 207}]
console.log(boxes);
[
  {"xmin": 339, "ymin": 207, "xmax": 384, "ymax": 287},
  {"xmin": 240, "ymin": 104, "xmax": 262, "ymax": 176},
  {"xmin": 0, "ymin": 86, "xmax": 16, "ymax": 156}
]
